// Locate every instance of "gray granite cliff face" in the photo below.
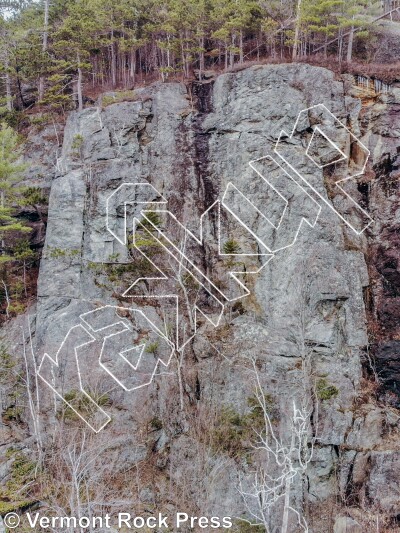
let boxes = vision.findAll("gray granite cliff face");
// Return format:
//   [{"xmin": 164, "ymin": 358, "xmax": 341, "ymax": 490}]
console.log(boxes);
[{"xmin": 1, "ymin": 64, "xmax": 399, "ymax": 532}]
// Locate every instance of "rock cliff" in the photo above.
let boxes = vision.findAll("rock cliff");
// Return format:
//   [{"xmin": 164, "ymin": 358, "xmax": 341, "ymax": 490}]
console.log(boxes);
[{"xmin": 1, "ymin": 64, "xmax": 399, "ymax": 533}]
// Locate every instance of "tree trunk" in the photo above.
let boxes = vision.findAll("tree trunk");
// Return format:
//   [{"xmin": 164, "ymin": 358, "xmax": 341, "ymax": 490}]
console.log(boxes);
[
  {"xmin": 324, "ymin": 34, "xmax": 328, "ymax": 58},
  {"xmin": 239, "ymin": 29, "xmax": 243, "ymax": 64},
  {"xmin": 1, "ymin": 191, "xmax": 5, "ymax": 250},
  {"xmin": 130, "ymin": 49, "xmax": 136, "ymax": 84},
  {"xmin": 77, "ymin": 54, "xmax": 83, "ymax": 112},
  {"xmin": 185, "ymin": 30, "xmax": 190, "ymax": 77},
  {"xmin": 199, "ymin": 35, "xmax": 205, "ymax": 79},
  {"xmin": 39, "ymin": 0, "xmax": 49, "ymax": 102},
  {"xmin": 281, "ymin": 475, "xmax": 291, "ymax": 533},
  {"xmin": 5, "ymin": 72, "xmax": 12, "ymax": 111},
  {"xmin": 292, "ymin": 0, "xmax": 302, "ymax": 60},
  {"xmin": 346, "ymin": 25, "xmax": 354, "ymax": 63},
  {"xmin": 338, "ymin": 27, "xmax": 343, "ymax": 66},
  {"xmin": 4, "ymin": 53, "xmax": 12, "ymax": 111},
  {"xmin": 2, "ymin": 280, "xmax": 10, "ymax": 318},
  {"xmin": 110, "ymin": 31, "xmax": 117, "ymax": 87},
  {"xmin": 16, "ymin": 71, "xmax": 26, "ymax": 107},
  {"xmin": 181, "ymin": 36, "xmax": 185, "ymax": 79},
  {"xmin": 167, "ymin": 35, "xmax": 171, "ymax": 71},
  {"xmin": 23, "ymin": 260, "xmax": 27, "ymax": 297},
  {"xmin": 229, "ymin": 34, "xmax": 235, "ymax": 67}
]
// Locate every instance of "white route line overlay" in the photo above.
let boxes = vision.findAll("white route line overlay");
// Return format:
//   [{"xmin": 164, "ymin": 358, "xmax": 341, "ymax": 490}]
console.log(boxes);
[
  {"xmin": 37, "ymin": 305, "xmax": 175, "ymax": 433},
  {"xmin": 107, "ymin": 183, "xmax": 274, "ymax": 350},
  {"xmin": 37, "ymin": 103, "xmax": 373, "ymax": 433},
  {"xmin": 106, "ymin": 182, "xmax": 167, "ymax": 246},
  {"xmin": 130, "ymin": 202, "xmax": 273, "ymax": 300},
  {"xmin": 227, "ymin": 155, "xmax": 321, "ymax": 254},
  {"xmin": 274, "ymin": 103, "xmax": 373, "ymax": 235}
]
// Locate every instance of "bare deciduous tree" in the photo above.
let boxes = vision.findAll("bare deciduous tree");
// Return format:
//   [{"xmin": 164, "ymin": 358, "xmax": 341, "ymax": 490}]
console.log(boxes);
[{"xmin": 238, "ymin": 359, "xmax": 318, "ymax": 533}]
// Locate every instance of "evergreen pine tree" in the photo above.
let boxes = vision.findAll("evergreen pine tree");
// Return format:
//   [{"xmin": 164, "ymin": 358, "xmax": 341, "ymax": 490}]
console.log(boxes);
[{"xmin": 0, "ymin": 122, "xmax": 30, "ymax": 262}]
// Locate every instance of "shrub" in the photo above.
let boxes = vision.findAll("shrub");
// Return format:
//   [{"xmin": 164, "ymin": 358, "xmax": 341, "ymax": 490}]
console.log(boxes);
[
  {"xmin": 70, "ymin": 134, "xmax": 84, "ymax": 160},
  {"xmin": 29, "ymin": 113, "xmax": 52, "ymax": 128},
  {"xmin": 213, "ymin": 406, "xmax": 246, "ymax": 457},
  {"xmin": 233, "ymin": 519, "xmax": 265, "ymax": 533},
  {"xmin": 0, "ymin": 499, "xmax": 34, "ymax": 514},
  {"xmin": 149, "ymin": 416, "xmax": 163, "ymax": 431},
  {"xmin": 22, "ymin": 186, "xmax": 48, "ymax": 206},
  {"xmin": 58, "ymin": 389, "xmax": 111, "ymax": 422},
  {"xmin": 0, "ymin": 449, "xmax": 38, "ymax": 513},
  {"xmin": 181, "ymin": 272, "xmax": 200, "ymax": 290},
  {"xmin": 223, "ymin": 239, "xmax": 241, "ymax": 254},
  {"xmin": 128, "ymin": 233, "xmax": 162, "ymax": 259},
  {"xmin": 108, "ymin": 252, "xmax": 120, "ymax": 262},
  {"xmin": 232, "ymin": 301, "xmax": 245, "ymax": 315},
  {"xmin": 8, "ymin": 301, "xmax": 26, "ymax": 316},
  {"xmin": 71, "ymin": 133, "xmax": 84, "ymax": 150},
  {"xmin": 6, "ymin": 451, "xmax": 36, "ymax": 493},
  {"xmin": 47, "ymin": 247, "xmax": 80, "ymax": 259},
  {"xmin": 0, "ymin": 344, "xmax": 15, "ymax": 370},
  {"xmin": 140, "ymin": 211, "xmax": 162, "ymax": 231},
  {"xmin": 102, "ymin": 90, "xmax": 137, "ymax": 107},
  {"xmin": 0, "ymin": 344, "xmax": 25, "ymax": 422},
  {"xmin": 316, "ymin": 378, "xmax": 339, "ymax": 401},
  {"xmin": 246, "ymin": 393, "xmax": 278, "ymax": 429},
  {"xmin": 2, "ymin": 387, "xmax": 24, "ymax": 424},
  {"xmin": 212, "ymin": 394, "xmax": 277, "ymax": 458},
  {"xmin": 145, "ymin": 341, "xmax": 159, "ymax": 354}
]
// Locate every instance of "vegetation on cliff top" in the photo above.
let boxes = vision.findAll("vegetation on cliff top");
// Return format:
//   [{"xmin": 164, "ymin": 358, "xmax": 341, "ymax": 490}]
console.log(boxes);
[
  {"xmin": 0, "ymin": 122, "xmax": 46, "ymax": 319},
  {"xmin": 0, "ymin": 0, "xmax": 397, "ymax": 120}
]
